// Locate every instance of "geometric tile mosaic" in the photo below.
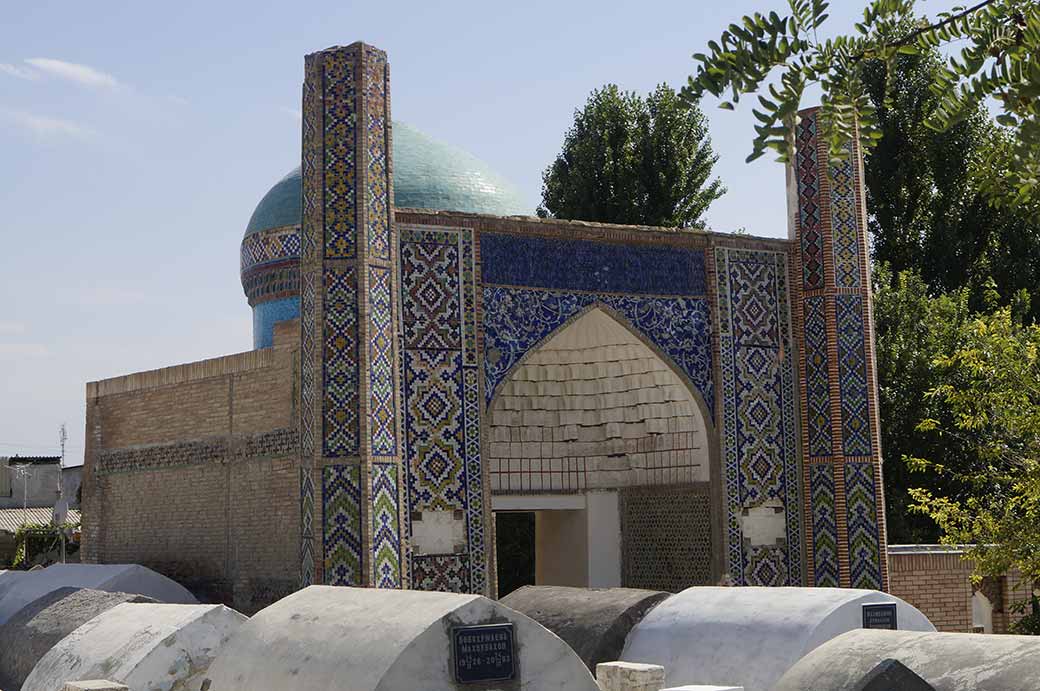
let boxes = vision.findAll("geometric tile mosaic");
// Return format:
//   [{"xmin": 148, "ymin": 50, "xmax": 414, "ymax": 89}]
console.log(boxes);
[
  {"xmin": 300, "ymin": 270, "xmax": 319, "ymax": 460},
  {"xmin": 810, "ymin": 463, "xmax": 840, "ymax": 587},
  {"xmin": 804, "ymin": 295, "xmax": 833, "ymax": 457},
  {"xmin": 365, "ymin": 52, "xmax": 390, "ymax": 262},
  {"xmin": 400, "ymin": 225, "xmax": 487, "ymax": 596},
  {"xmin": 845, "ymin": 461, "xmax": 882, "ymax": 589},
  {"xmin": 403, "ymin": 349, "xmax": 465, "ymax": 512},
  {"xmin": 300, "ymin": 465, "xmax": 315, "ymax": 588},
  {"xmin": 412, "ymin": 554, "xmax": 469, "ymax": 593},
  {"xmin": 463, "ymin": 367, "xmax": 487, "ymax": 594},
  {"xmin": 482, "ymin": 286, "xmax": 714, "ymax": 411},
  {"xmin": 796, "ymin": 112, "xmax": 825, "ymax": 291},
  {"xmin": 480, "ymin": 233, "xmax": 707, "ymax": 296},
  {"xmin": 371, "ymin": 462, "xmax": 402, "ymax": 588},
  {"xmin": 829, "ymin": 144, "xmax": 861, "ymax": 289},
  {"xmin": 241, "ymin": 227, "xmax": 302, "ymax": 273},
  {"xmin": 836, "ymin": 294, "xmax": 872, "ymax": 457},
  {"xmin": 401, "ymin": 239, "xmax": 461, "ymax": 351},
  {"xmin": 322, "ymin": 50, "xmax": 357, "ymax": 259},
  {"xmin": 714, "ymin": 247, "xmax": 803, "ymax": 586},
  {"xmin": 322, "ymin": 464, "xmax": 362, "ymax": 586},
  {"xmin": 301, "ymin": 54, "xmax": 321, "ymax": 264},
  {"xmin": 323, "ymin": 266, "xmax": 359, "ymax": 457},
  {"xmin": 368, "ymin": 266, "xmax": 396, "ymax": 456}
]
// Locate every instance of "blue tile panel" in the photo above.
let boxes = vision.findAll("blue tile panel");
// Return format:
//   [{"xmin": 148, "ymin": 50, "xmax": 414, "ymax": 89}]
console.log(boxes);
[
  {"xmin": 482, "ymin": 287, "xmax": 714, "ymax": 410},
  {"xmin": 368, "ymin": 266, "xmax": 396, "ymax": 456},
  {"xmin": 400, "ymin": 225, "xmax": 487, "ymax": 595},
  {"xmin": 810, "ymin": 463, "xmax": 840, "ymax": 587},
  {"xmin": 299, "ymin": 466, "xmax": 315, "ymax": 588},
  {"xmin": 323, "ymin": 267, "xmax": 359, "ymax": 457},
  {"xmin": 715, "ymin": 247, "xmax": 803, "ymax": 586},
  {"xmin": 365, "ymin": 53, "xmax": 391, "ymax": 261},
  {"xmin": 322, "ymin": 49, "xmax": 357, "ymax": 259},
  {"xmin": 241, "ymin": 226, "xmax": 302, "ymax": 273},
  {"xmin": 322, "ymin": 464, "xmax": 363, "ymax": 586},
  {"xmin": 803, "ymin": 295, "xmax": 833, "ymax": 457},
  {"xmin": 836, "ymin": 294, "xmax": 872, "ymax": 457},
  {"xmin": 845, "ymin": 461, "xmax": 882, "ymax": 589},
  {"xmin": 479, "ymin": 233, "xmax": 707, "ymax": 296},
  {"xmin": 829, "ymin": 144, "xmax": 862, "ymax": 289},
  {"xmin": 796, "ymin": 112, "xmax": 825, "ymax": 290},
  {"xmin": 371, "ymin": 462, "xmax": 402, "ymax": 588},
  {"xmin": 252, "ymin": 297, "xmax": 300, "ymax": 350}
]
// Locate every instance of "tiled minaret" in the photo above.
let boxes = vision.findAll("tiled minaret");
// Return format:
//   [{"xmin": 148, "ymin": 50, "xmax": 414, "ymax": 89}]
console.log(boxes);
[
  {"xmin": 789, "ymin": 107, "xmax": 889, "ymax": 590},
  {"xmin": 298, "ymin": 43, "xmax": 405, "ymax": 589}
]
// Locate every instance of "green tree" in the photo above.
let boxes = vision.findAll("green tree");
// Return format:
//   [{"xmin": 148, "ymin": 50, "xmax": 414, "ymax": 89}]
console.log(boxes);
[
  {"xmin": 908, "ymin": 301, "xmax": 1040, "ymax": 633},
  {"xmin": 682, "ymin": 0, "xmax": 1040, "ymax": 209},
  {"xmin": 873, "ymin": 264, "xmax": 970, "ymax": 542},
  {"xmin": 540, "ymin": 84, "xmax": 725, "ymax": 228},
  {"xmin": 860, "ymin": 40, "xmax": 1040, "ymax": 318}
]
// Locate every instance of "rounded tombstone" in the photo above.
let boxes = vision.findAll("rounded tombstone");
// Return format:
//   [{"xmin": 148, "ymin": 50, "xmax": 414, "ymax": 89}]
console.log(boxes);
[
  {"xmin": 500, "ymin": 585, "xmax": 671, "ymax": 671},
  {"xmin": 773, "ymin": 628, "xmax": 1040, "ymax": 691},
  {"xmin": 203, "ymin": 585, "xmax": 600, "ymax": 691},
  {"xmin": 0, "ymin": 564, "xmax": 197, "ymax": 627},
  {"xmin": 0, "ymin": 587, "xmax": 156, "ymax": 691},
  {"xmin": 621, "ymin": 586, "xmax": 935, "ymax": 691},
  {"xmin": 22, "ymin": 602, "xmax": 246, "ymax": 691}
]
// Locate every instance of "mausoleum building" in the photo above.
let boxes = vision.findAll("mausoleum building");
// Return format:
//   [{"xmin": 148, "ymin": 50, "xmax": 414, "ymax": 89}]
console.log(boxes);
[{"xmin": 81, "ymin": 41, "xmax": 889, "ymax": 612}]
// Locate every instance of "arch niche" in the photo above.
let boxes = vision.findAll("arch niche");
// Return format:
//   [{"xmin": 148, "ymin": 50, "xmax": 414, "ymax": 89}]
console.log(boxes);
[{"xmin": 487, "ymin": 305, "xmax": 724, "ymax": 591}]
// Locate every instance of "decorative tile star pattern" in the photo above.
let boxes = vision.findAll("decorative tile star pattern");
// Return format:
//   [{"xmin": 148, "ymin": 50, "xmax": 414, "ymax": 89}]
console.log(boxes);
[
  {"xmin": 715, "ymin": 247, "xmax": 803, "ymax": 586},
  {"xmin": 400, "ymin": 225, "xmax": 487, "ymax": 595}
]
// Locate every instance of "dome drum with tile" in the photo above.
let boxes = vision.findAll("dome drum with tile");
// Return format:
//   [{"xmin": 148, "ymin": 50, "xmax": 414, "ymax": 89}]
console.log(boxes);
[{"xmin": 241, "ymin": 122, "xmax": 529, "ymax": 349}]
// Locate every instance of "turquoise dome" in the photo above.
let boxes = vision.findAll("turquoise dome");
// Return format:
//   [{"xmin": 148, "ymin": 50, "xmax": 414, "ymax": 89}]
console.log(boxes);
[{"xmin": 244, "ymin": 121, "xmax": 529, "ymax": 236}]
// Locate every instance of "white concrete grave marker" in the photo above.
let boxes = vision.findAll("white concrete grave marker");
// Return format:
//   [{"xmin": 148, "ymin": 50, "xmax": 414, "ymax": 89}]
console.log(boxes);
[{"xmin": 203, "ymin": 585, "xmax": 599, "ymax": 691}]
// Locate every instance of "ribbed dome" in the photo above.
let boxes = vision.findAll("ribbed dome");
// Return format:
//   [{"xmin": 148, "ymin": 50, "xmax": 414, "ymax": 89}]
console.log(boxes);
[{"xmin": 244, "ymin": 121, "xmax": 529, "ymax": 236}]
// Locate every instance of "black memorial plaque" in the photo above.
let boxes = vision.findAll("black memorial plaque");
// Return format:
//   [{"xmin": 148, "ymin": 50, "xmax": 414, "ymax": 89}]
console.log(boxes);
[
  {"xmin": 862, "ymin": 603, "xmax": 898, "ymax": 629},
  {"xmin": 452, "ymin": 623, "xmax": 516, "ymax": 684}
]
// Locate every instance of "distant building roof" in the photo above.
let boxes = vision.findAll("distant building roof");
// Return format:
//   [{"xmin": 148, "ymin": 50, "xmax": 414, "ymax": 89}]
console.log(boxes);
[
  {"xmin": 2, "ymin": 457, "xmax": 61, "ymax": 466},
  {"xmin": 0, "ymin": 508, "xmax": 80, "ymax": 533}
]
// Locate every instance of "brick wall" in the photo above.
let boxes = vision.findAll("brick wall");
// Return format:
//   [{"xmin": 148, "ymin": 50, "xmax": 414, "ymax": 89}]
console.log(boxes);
[
  {"xmin": 888, "ymin": 549, "xmax": 973, "ymax": 632},
  {"xmin": 82, "ymin": 323, "xmax": 301, "ymax": 614},
  {"xmin": 888, "ymin": 546, "xmax": 1032, "ymax": 634}
]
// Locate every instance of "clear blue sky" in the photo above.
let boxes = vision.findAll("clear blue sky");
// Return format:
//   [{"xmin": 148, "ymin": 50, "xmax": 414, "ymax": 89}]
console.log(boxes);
[{"xmin": 0, "ymin": 0, "xmax": 964, "ymax": 464}]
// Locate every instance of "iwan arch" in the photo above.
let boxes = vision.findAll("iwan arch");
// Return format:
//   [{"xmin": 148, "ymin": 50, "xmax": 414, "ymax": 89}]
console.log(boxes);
[{"xmin": 81, "ymin": 41, "xmax": 887, "ymax": 612}]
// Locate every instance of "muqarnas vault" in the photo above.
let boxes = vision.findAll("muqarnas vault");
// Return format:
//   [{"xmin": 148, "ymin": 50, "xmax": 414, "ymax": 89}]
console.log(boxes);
[{"xmin": 80, "ymin": 41, "xmax": 887, "ymax": 612}]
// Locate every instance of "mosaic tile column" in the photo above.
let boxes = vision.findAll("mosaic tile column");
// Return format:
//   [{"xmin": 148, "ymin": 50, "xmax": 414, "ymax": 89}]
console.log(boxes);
[
  {"xmin": 788, "ymin": 107, "xmax": 888, "ymax": 591},
  {"xmin": 299, "ymin": 42, "xmax": 404, "ymax": 589}
]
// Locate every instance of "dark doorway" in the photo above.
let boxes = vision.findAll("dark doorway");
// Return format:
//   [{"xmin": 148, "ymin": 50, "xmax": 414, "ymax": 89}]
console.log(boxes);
[{"xmin": 495, "ymin": 512, "xmax": 535, "ymax": 597}]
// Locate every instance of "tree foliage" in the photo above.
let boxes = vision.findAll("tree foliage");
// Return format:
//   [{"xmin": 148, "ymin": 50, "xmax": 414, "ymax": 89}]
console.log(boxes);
[
  {"xmin": 683, "ymin": 0, "xmax": 1040, "ymax": 207},
  {"xmin": 906, "ymin": 301, "xmax": 1040, "ymax": 629},
  {"xmin": 873, "ymin": 265, "xmax": 971, "ymax": 542},
  {"xmin": 860, "ymin": 40, "xmax": 1040, "ymax": 319},
  {"xmin": 540, "ymin": 84, "xmax": 725, "ymax": 228}
]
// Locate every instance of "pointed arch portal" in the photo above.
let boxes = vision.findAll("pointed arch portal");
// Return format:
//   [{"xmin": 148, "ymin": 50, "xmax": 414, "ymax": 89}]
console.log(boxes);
[{"xmin": 488, "ymin": 306, "xmax": 723, "ymax": 592}]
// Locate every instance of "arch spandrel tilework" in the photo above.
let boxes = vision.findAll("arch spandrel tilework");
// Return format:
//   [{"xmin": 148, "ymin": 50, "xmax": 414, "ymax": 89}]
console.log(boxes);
[
  {"xmin": 714, "ymin": 247, "xmax": 803, "ymax": 586},
  {"xmin": 399, "ymin": 224, "xmax": 488, "ymax": 596}
]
